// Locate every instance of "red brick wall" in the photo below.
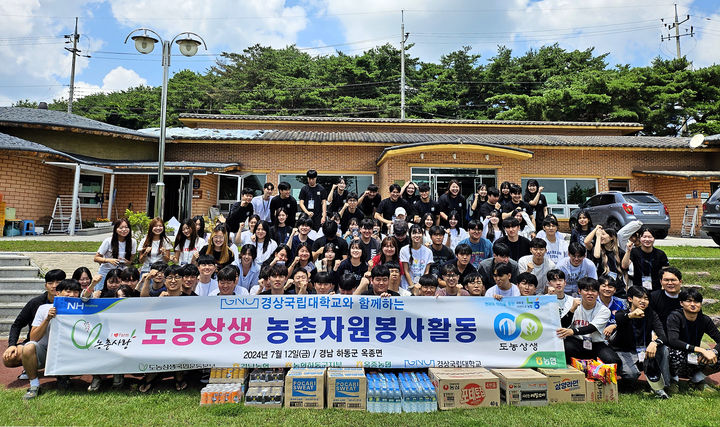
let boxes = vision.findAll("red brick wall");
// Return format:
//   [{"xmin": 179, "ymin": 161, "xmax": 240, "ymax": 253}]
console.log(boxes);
[
  {"xmin": 652, "ymin": 177, "xmax": 712, "ymax": 235},
  {"xmin": 0, "ymin": 151, "xmax": 60, "ymax": 226},
  {"xmin": 191, "ymin": 174, "xmax": 218, "ymax": 218}
]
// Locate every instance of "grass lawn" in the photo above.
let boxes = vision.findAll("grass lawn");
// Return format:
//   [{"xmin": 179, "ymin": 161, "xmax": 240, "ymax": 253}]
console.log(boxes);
[
  {"xmin": 1, "ymin": 386, "xmax": 719, "ymax": 426},
  {"xmin": 0, "ymin": 241, "xmax": 102, "ymax": 252},
  {"xmin": 658, "ymin": 246, "xmax": 720, "ymax": 259}
]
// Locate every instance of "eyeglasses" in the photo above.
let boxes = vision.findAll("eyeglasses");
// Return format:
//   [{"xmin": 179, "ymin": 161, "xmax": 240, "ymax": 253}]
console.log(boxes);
[{"xmin": 166, "ymin": 275, "xmax": 181, "ymax": 282}]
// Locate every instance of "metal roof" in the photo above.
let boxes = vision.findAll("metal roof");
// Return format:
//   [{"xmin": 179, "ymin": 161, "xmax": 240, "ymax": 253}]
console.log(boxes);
[
  {"xmin": 0, "ymin": 131, "xmax": 72, "ymax": 158},
  {"xmin": 179, "ymin": 113, "xmax": 643, "ymax": 128},
  {"xmin": 633, "ymin": 170, "xmax": 720, "ymax": 179},
  {"xmin": 0, "ymin": 107, "xmax": 157, "ymax": 141},
  {"xmin": 165, "ymin": 127, "xmax": 691, "ymax": 148}
]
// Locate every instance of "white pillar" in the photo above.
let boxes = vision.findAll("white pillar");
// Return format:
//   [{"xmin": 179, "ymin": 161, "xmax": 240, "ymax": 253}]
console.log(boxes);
[
  {"xmin": 106, "ymin": 173, "xmax": 115, "ymax": 220},
  {"xmin": 69, "ymin": 164, "xmax": 81, "ymax": 235}
]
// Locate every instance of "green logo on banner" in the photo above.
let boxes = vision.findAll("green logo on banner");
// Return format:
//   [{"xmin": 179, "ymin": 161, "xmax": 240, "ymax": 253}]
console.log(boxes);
[{"xmin": 71, "ymin": 319, "xmax": 102, "ymax": 350}]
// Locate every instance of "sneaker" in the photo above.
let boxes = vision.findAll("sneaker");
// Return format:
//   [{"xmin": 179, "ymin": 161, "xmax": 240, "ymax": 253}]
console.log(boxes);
[
  {"xmin": 87, "ymin": 376, "xmax": 102, "ymax": 392},
  {"xmin": 17, "ymin": 370, "xmax": 29, "ymax": 380},
  {"xmin": 57, "ymin": 376, "xmax": 70, "ymax": 392},
  {"xmin": 653, "ymin": 389, "xmax": 669, "ymax": 399},
  {"xmin": 23, "ymin": 385, "xmax": 40, "ymax": 400},
  {"xmin": 691, "ymin": 382, "xmax": 717, "ymax": 394},
  {"xmin": 112, "ymin": 374, "xmax": 124, "ymax": 389}
]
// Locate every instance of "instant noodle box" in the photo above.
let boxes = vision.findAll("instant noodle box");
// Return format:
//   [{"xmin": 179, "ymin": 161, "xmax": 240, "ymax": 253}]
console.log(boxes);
[
  {"xmin": 491, "ymin": 369, "xmax": 548, "ymax": 407},
  {"xmin": 326, "ymin": 368, "xmax": 366, "ymax": 410},
  {"xmin": 428, "ymin": 367, "xmax": 500, "ymax": 409},
  {"xmin": 586, "ymin": 378, "xmax": 619, "ymax": 403},
  {"xmin": 284, "ymin": 368, "xmax": 326, "ymax": 409},
  {"xmin": 536, "ymin": 367, "xmax": 587, "ymax": 403}
]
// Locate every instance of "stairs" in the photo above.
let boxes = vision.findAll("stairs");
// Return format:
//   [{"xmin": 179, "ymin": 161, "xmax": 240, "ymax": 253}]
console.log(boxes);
[{"xmin": 0, "ymin": 254, "xmax": 45, "ymax": 338}]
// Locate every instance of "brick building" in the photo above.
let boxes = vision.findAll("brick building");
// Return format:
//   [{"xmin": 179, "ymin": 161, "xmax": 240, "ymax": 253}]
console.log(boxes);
[{"xmin": 1, "ymin": 107, "xmax": 718, "ymax": 235}]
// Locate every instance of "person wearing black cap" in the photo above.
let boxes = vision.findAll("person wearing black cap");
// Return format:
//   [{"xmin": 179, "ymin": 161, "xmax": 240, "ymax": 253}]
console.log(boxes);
[{"xmin": 298, "ymin": 169, "xmax": 328, "ymax": 231}]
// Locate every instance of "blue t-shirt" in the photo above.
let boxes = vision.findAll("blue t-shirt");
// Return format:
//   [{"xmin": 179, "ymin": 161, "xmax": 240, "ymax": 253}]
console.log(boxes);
[
  {"xmin": 458, "ymin": 237, "xmax": 493, "ymax": 270},
  {"xmin": 599, "ymin": 296, "xmax": 627, "ymax": 325}
]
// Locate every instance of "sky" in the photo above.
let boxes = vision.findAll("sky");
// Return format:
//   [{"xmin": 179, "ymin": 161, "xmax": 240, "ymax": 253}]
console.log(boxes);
[{"xmin": 1, "ymin": 0, "xmax": 720, "ymax": 107}]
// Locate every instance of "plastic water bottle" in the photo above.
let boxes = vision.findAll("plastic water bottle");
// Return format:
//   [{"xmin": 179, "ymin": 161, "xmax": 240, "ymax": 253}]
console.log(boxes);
[{"xmin": 366, "ymin": 376, "xmax": 374, "ymax": 413}]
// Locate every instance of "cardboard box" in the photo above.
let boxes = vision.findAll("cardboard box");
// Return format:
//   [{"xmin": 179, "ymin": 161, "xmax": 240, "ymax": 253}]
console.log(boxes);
[
  {"xmin": 428, "ymin": 368, "xmax": 500, "ymax": 409},
  {"xmin": 585, "ymin": 379, "xmax": 618, "ymax": 403},
  {"xmin": 326, "ymin": 368, "xmax": 366, "ymax": 410},
  {"xmin": 491, "ymin": 369, "xmax": 548, "ymax": 407},
  {"xmin": 284, "ymin": 368, "xmax": 326, "ymax": 409},
  {"xmin": 537, "ymin": 367, "xmax": 587, "ymax": 404}
]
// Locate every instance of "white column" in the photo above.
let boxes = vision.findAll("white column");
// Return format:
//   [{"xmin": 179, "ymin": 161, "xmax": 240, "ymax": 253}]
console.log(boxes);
[
  {"xmin": 106, "ymin": 173, "xmax": 115, "ymax": 220},
  {"xmin": 69, "ymin": 164, "xmax": 81, "ymax": 235}
]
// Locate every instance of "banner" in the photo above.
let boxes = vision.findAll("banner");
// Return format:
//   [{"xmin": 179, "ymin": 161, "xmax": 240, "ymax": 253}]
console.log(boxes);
[{"xmin": 46, "ymin": 295, "xmax": 566, "ymax": 375}]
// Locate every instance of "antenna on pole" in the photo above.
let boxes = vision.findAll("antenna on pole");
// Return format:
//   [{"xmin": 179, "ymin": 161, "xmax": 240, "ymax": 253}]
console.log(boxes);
[
  {"xmin": 400, "ymin": 10, "xmax": 409, "ymax": 119},
  {"xmin": 65, "ymin": 17, "xmax": 80, "ymax": 114},
  {"xmin": 661, "ymin": 3, "xmax": 693, "ymax": 59}
]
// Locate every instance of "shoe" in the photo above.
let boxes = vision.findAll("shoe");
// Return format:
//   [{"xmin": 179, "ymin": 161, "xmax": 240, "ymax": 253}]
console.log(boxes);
[
  {"xmin": 667, "ymin": 382, "xmax": 680, "ymax": 395},
  {"xmin": 23, "ymin": 385, "xmax": 40, "ymax": 400},
  {"xmin": 653, "ymin": 389, "xmax": 669, "ymax": 399},
  {"xmin": 17, "ymin": 370, "xmax": 28, "ymax": 380},
  {"xmin": 691, "ymin": 382, "xmax": 717, "ymax": 394},
  {"xmin": 57, "ymin": 376, "xmax": 70, "ymax": 392},
  {"xmin": 112, "ymin": 374, "xmax": 124, "ymax": 389},
  {"xmin": 87, "ymin": 376, "xmax": 102, "ymax": 392}
]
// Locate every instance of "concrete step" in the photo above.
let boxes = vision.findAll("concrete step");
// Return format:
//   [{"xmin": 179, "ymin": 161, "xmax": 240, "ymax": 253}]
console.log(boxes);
[
  {"xmin": 0, "ymin": 317, "xmax": 28, "ymax": 336},
  {"xmin": 0, "ymin": 266, "xmax": 41, "ymax": 278},
  {"xmin": 0, "ymin": 278, "xmax": 46, "ymax": 291},
  {"xmin": 0, "ymin": 302, "xmax": 27, "ymax": 318},
  {"xmin": 0, "ymin": 254, "xmax": 31, "ymax": 267},
  {"xmin": 0, "ymin": 289, "xmax": 45, "ymax": 303}
]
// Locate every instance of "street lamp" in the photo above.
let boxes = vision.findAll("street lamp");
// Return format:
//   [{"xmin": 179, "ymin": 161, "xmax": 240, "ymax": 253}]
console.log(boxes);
[{"xmin": 124, "ymin": 28, "xmax": 206, "ymax": 219}]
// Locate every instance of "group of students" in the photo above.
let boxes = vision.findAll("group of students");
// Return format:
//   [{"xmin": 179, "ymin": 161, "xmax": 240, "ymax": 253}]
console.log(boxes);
[{"xmin": 2, "ymin": 171, "xmax": 719, "ymax": 399}]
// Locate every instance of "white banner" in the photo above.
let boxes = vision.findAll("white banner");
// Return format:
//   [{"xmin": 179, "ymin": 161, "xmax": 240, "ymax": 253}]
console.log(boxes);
[{"xmin": 46, "ymin": 295, "xmax": 566, "ymax": 375}]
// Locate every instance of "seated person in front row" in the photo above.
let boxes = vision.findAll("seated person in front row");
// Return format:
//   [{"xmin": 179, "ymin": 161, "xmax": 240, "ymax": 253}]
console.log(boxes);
[
  {"xmin": 435, "ymin": 264, "xmax": 469, "ymax": 296},
  {"xmin": 413, "ymin": 274, "xmax": 438, "ymax": 296},
  {"xmin": 610, "ymin": 286, "xmax": 670, "ymax": 398},
  {"xmin": 210, "ymin": 265, "xmax": 249, "ymax": 296},
  {"xmin": 484, "ymin": 262, "xmax": 520, "ymax": 299},
  {"xmin": 516, "ymin": 272, "xmax": 538, "ymax": 296},
  {"xmin": 667, "ymin": 288, "xmax": 720, "ymax": 392},
  {"xmin": 354, "ymin": 264, "xmax": 398, "ymax": 297},
  {"xmin": 21, "ymin": 279, "xmax": 82, "ymax": 400},
  {"xmin": 556, "ymin": 277, "xmax": 622, "ymax": 371},
  {"xmin": 385, "ymin": 262, "xmax": 411, "ymax": 296},
  {"xmin": 463, "ymin": 273, "xmax": 485, "ymax": 296},
  {"xmin": 259, "ymin": 264, "xmax": 293, "ymax": 295},
  {"xmin": 547, "ymin": 269, "xmax": 575, "ymax": 318}
]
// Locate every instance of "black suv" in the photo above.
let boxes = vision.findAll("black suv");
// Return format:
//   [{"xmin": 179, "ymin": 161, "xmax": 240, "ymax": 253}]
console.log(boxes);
[{"xmin": 701, "ymin": 187, "xmax": 720, "ymax": 246}]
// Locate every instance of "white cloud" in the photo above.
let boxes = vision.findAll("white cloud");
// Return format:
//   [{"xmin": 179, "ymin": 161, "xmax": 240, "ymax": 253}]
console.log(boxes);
[
  {"xmin": 690, "ymin": 12, "xmax": 720, "ymax": 67},
  {"xmin": 108, "ymin": 0, "xmax": 309, "ymax": 54},
  {"xmin": 60, "ymin": 66, "xmax": 147, "ymax": 100}
]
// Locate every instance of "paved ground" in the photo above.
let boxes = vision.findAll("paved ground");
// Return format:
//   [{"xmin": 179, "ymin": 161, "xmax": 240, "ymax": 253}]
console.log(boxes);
[{"xmin": 23, "ymin": 253, "xmax": 100, "ymax": 276}]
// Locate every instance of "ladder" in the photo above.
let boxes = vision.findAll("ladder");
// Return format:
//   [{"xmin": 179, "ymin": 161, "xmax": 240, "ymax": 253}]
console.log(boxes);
[
  {"xmin": 681, "ymin": 205, "xmax": 698, "ymax": 237},
  {"xmin": 48, "ymin": 195, "xmax": 82, "ymax": 233}
]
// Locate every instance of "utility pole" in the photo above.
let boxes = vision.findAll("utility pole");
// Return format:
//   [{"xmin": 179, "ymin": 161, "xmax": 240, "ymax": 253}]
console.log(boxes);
[
  {"xmin": 65, "ymin": 17, "xmax": 80, "ymax": 114},
  {"xmin": 400, "ymin": 10, "xmax": 409, "ymax": 119},
  {"xmin": 661, "ymin": 4, "xmax": 693, "ymax": 59}
]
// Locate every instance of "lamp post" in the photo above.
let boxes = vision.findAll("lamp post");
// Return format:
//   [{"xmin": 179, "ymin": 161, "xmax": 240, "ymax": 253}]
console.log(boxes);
[{"xmin": 124, "ymin": 28, "xmax": 206, "ymax": 219}]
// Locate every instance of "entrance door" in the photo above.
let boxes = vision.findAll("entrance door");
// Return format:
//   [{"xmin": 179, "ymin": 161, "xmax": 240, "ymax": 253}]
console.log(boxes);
[{"xmin": 434, "ymin": 175, "xmax": 476, "ymax": 201}]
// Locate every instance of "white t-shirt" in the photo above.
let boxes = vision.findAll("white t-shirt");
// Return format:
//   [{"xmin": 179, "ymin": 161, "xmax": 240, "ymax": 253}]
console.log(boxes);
[
  {"xmin": 556, "ymin": 257, "xmax": 598, "ymax": 296},
  {"xmin": 399, "ymin": 245, "xmax": 434, "ymax": 289},
  {"xmin": 484, "ymin": 284, "xmax": 520, "ymax": 298},
  {"xmin": 517, "ymin": 255, "xmax": 556, "ymax": 295},
  {"xmin": 175, "ymin": 237, "xmax": 206, "ymax": 266},
  {"xmin": 252, "ymin": 195, "xmax": 272, "ymax": 221},
  {"xmin": 448, "ymin": 228, "xmax": 469, "ymax": 251},
  {"xmin": 542, "ymin": 235, "xmax": 569, "ymax": 264},
  {"xmin": 571, "ymin": 303, "xmax": 611, "ymax": 343},
  {"xmin": 97, "ymin": 237, "xmax": 137, "ymax": 276},
  {"xmin": 209, "ymin": 285, "xmax": 250, "ymax": 296},
  {"xmin": 140, "ymin": 238, "xmax": 173, "ymax": 271},
  {"xmin": 556, "ymin": 294, "xmax": 575, "ymax": 318},
  {"xmin": 32, "ymin": 303, "xmax": 53, "ymax": 347},
  {"xmin": 196, "ymin": 278, "xmax": 219, "ymax": 297},
  {"xmin": 253, "ymin": 239, "xmax": 278, "ymax": 266}
]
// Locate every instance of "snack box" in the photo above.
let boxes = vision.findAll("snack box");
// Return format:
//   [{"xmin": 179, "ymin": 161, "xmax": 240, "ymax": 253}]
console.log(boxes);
[
  {"xmin": 491, "ymin": 369, "xmax": 548, "ymax": 407},
  {"xmin": 428, "ymin": 367, "xmax": 500, "ymax": 409},
  {"xmin": 586, "ymin": 379, "xmax": 619, "ymax": 403}
]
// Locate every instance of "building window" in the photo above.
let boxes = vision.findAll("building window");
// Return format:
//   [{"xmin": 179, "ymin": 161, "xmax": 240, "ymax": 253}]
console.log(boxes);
[
  {"xmin": 521, "ymin": 177, "xmax": 597, "ymax": 218},
  {"xmin": 411, "ymin": 167, "xmax": 496, "ymax": 201},
  {"xmin": 608, "ymin": 179, "xmax": 630, "ymax": 192},
  {"xmin": 79, "ymin": 174, "xmax": 104, "ymax": 208},
  {"xmin": 278, "ymin": 174, "xmax": 374, "ymax": 200},
  {"xmin": 217, "ymin": 173, "xmax": 267, "ymax": 213}
]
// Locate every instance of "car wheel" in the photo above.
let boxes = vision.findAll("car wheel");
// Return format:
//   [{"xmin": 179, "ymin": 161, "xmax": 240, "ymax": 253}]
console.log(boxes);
[
  {"xmin": 607, "ymin": 218, "xmax": 621, "ymax": 231},
  {"xmin": 654, "ymin": 229, "xmax": 668, "ymax": 239},
  {"xmin": 712, "ymin": 234, "xmax": 720, "ymax": 247}
]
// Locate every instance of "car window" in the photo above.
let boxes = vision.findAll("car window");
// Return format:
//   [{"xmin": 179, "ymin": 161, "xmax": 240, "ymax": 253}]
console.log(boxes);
[
  {"xmin": 709, "ymin": 188, "xmax": 720, "ymax": 202},
  {"xmin": 623, "ymin": 194, "xmax": 659, "ymax": 204},
  {"xmin": 585, "ymin": 195, "xmax": 603, "ymax": 207}
]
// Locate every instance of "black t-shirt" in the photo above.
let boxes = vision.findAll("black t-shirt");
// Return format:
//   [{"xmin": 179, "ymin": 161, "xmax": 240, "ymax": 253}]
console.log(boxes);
[
  {"xmin": 299, "ymin": 184, "xmax": 328, "ymax": 215},
  {"xmin": 524, "ymin": 193, "xmax": 547, "ymax": 225},
  {"xmin": 649, "ymin": 290, "xmax": 682, "ymax": 333},
  {"xmin": 496, "ymin": 236, "xmax": 531, "ymax": 261},
  {"xmin": 413, "ymin": 199, "xmax": 441, "ymax": 221},
  {"xmin": 438, "ymin": 193, "xmax": 466, "ymax": 226},
  {"xmin": 312, "ymin": 236, "xmax": 349, "ymax": 259},
  {"xmin": 328, "ymin": 189, "xmax": 348, "ymax": 216},
  {"xmin": 269, "ymin": 195, "xmax": 298, "ymax": 228},
  {"xmin": 478, "ymin": 201, "xmax": 496, "ymax": 220},
  {"xmin": 502, "ymin": 200, "xmax": 531, "ymax": 214},
  {"xmin": 269, "ymin": 225, "xmax": 291, "ymax": 246},
  {"xmin": 359, "ymin": 194, "xmax": 382, "ymax": 218},
  {"xmin": 429, "ymin": 245, "xmax": 455, "ymax": 277},
  {"xmin": 376, "ymin": 197, "xmax": 412, "ymax": 222},
  {"xmin": 340, "ymin": 208, "xmax": 365, "ymax": 233},
  {"xmin": 336, "ymin": 259, "xmax": 368, "ymax": 285},
  {"xmin": 364, "ymin": 286, "xmax": 400, "ymax": 296},
  {"xmin": 199, "ymin": 245, "xmax": 236, "ymax": 270},
  {"xmin": 226, "ymin": 202, "xmax": 254, "ymax": 233},
  {"xmin": 630, "ymin": 247, "xmax": 669, "ymax": 291},
  {"xmin": 357, "ymin": 238, "xmax": 380, "ymax": 261}
]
